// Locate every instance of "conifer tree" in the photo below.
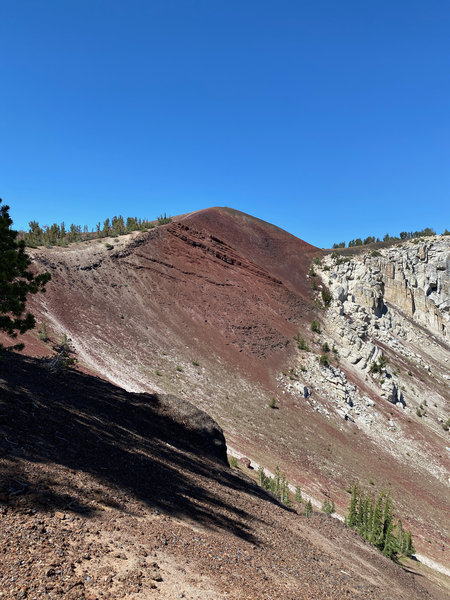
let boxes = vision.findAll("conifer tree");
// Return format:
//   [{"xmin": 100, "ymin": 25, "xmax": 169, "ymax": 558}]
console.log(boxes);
[
  {"xmin": 304, "ymin": 500, "xmax": 313, "ymax": 517},
  {"xmin": 370, "ymin": 492, "xmax": 385, "ymax": 549},
  {"xmin": 0, "ymin": 200, "xmax": 50, "ymax": 348},
  {"xmin": 382, "ymin": 518, "xmax": 396, "ymax": 558},
  {"xmin": 403, "ymin": 530, "xmax": 415, "ymax": 557},
  {"xmin": 346, "ymin": 484, "xmax": 358, "ymax": 527}
]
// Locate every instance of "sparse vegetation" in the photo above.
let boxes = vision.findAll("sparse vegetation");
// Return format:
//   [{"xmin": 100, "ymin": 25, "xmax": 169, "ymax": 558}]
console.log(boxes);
[
  {"xmin": 39, "ymin": 322, "xmax": 48, "ymax": 341},
  {"xmin": 23, "ymin": 214, "xmax": 158, "ymax": 247},
  {"xmin": 311, "ymin": 320, "xmax": 321, "ymax": 334},
  {"xmin": 296, "ymin": 336, "xmax": 309, "ymax": 351},
  {"xmin": 321, "ymin": 498, "xmax": 335, "ymax": 514},
  {"xmin": 319, "ymin": 354, "xmax": 329, "ymax": 367},
  {"xmin": 157, "ymin": 213, "xmax": 172, "ymax": 225},
  {"xmin": 369, "ymin": 354, "xmax": 388, "ymax": 374},
  {"xmin": 257, "ymin": 466, "xmax": 291, "ymax": 506},
  {"xmin": 332, "ymin": 227, "xmax": 438, "ymax": 249},
  {"xmin": 321, "ymin": 289, "xmax": 332, "ymax": 308},
  {"xmin": 304, "ymin": 500, "xmax": 313, "ymax": 517}
]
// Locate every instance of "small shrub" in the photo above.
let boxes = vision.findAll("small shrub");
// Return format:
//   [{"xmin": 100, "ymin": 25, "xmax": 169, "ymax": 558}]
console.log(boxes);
[
  {"xmin": 176, "ymin": 365, "xmax": 183, "ymax": 372},
  {"xmin": 312, "ymin": 280, "xmax": 317, "ymax": 290},
  {"xmin": 313, "ymin": 257, "xmax": 322, "ymax": 266},
  {"xmin": 369, "ymin": 355, "xmax": 388, "ymax": 374},
  {"xmin": 155, "ymin": 369, "xmax": 162, "ymax": 376},
  {"xmin": 321, "ymin": 342, "xmax": 330, "ymax": 353},
  {"xmin": 304, "ymin": 500, "xmax": 313, "ymax": 517},
  {"xmin": 311, "ymin": 320, "xmax": 321, "ymax": 334},
  {"xmin": 105, "ymin": 243, "xmax": 113, "ymax": 249},
  {"xmin": 321, "ymin": 289, "xmax": 332, "ymax": 308},
  {"xmin": 370, "ymin": 250, "xmax": 382, "ymax": 257},
  {"xmin": 192, "ymin": 360, "xmax": 200, "ymax": 366},
  {"xmin": 416, "ymin": 408, "xmax": 423, "ymax": 417},
  {"xmin": 60, "ymin": 333, "xmax": 69, "ymax": 351},
  {"xmin": 319, "ymin": 354, "xmax": 329, "ymax": 367},
  {"xmin": 442, "ymin": 418, "xmax": 450, "ymax": 431},
  {"xmin": 229, "ymin": 456, "xmax": 238, "ymax": 468},
  {"xmin": 308, "ymin": 266, "xmax": 316, "ymax": 277},
  {"xmin": 39, "ymin": 322, "xmax": 48, "ymax": 342},
  {"xmin": 297, "ymin": 337, "xmax": 309, "ymax": 351},
  {"xmin": 269, "ymin": 397, "xmax": 277, "ymax": 409},
  {"xmin": 408, "ymin": 370, "xmax": 412, "ymax": 376},
  {"xmin": 321, "ymin": 498, "xmax": 335, "ymax": 514}
]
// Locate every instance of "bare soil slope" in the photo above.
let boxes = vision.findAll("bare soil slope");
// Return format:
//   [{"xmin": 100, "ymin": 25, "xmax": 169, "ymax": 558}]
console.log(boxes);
[
  {"xmin": 0, "ymin": 353, "xmax": 441, "ymax": 600},
  {"xmin": 8, "ymin": 206, "xmax": 449, "ymax": 569}
]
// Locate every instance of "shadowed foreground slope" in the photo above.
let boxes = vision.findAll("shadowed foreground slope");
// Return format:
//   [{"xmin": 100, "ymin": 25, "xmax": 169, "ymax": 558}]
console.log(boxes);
[{"xmin": 0, "ymin": 353, "xmax": 440, "ymax": 600}]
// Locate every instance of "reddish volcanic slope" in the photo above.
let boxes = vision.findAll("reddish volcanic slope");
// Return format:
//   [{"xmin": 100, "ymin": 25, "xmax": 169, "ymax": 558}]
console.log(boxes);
[
  {"xmin": 24, "ymin": 207, "xmax": 321, "ymax": 387},
  {"xmin": 7, "ymin": 206, "xmax": 449, "ymax": 574}
]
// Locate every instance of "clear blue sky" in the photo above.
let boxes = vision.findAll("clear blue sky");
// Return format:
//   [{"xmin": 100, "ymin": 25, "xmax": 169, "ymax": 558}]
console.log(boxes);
[{"xmin": 1, "ymin": 1, "xmax": 449, "ymax": 247}]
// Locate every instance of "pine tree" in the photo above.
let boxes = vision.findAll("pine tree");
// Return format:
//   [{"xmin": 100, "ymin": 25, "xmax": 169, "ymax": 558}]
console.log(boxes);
[
  {"xmin": 295, "ymin": 485, "xmax": 303, "ymax": 504},
  {"xmin": 346, "ymin": 484, "xmax": 358, "ymax": 527},
  {"xmin": 403, "ymin": 530, "xmax": 415, "ymax": 558},
  {"xmin": 304, "ymin": 500, "xmax": 313, "ymax": 517},
  {"xmin": 363, "ymin": 496, "xmax": 371, "ymax": 540},
  {"xmin": 382, "ymin": 518, "xmax": 396, "ymax": 559},
  {"xmin": 0, "ymin": 200, "xmax": 51, "ymax": 349}
]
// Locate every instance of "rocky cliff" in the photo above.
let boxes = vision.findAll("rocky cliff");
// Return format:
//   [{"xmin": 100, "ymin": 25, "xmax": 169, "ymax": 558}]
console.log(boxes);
[{"xmin": 312, "ymin": 235, "xmax": 449, "ymax": 462}]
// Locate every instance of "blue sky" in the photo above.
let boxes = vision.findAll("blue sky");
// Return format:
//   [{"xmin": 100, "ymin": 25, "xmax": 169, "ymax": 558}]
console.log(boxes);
[{"xmin": 1, "ymin": 1, "xmax": 449, "ymax": 247}]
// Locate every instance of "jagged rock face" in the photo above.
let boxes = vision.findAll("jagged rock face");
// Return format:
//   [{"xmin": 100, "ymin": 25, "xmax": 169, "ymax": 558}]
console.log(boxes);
[
  {"xmin": 321, "ymin": 239, "xmax": 449, "ymax": 407},
  {"xmin": 381, "ymin": 240, "xmax": 450, "ymax": 338},
  {"xmin": 316, "ymin": 237, "xmax": 449, "ymax": 452},
  {"xmin": 327, "ymin": 237, "xmax": 450, "ymax": 340}
]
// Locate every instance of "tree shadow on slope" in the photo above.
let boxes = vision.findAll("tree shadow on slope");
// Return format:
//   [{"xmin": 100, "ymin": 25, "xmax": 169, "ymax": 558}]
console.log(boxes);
[{"xmin": 0, "ymin": 353, "xmax": 287, "ymax": 543}]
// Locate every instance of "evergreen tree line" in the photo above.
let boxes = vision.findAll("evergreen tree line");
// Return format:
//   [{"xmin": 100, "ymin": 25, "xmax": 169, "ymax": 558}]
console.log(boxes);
[
  {"xmin": 22, "ymin": 213, "xmax": 172, "ymax": 248},
  {"xmin": 333, "ymin": 226, "xmax": 449, "ymax": 249},
  {"xmin": 256, "ymin": 467, "xmax": 321, "ymax": 518},
  {"xmin": 346, "ymin": 484, "xmax": 414, "ymax": 560},
  {"xmin": 258, "ymin": 466, "xmax": 292, "ymax": 506}
]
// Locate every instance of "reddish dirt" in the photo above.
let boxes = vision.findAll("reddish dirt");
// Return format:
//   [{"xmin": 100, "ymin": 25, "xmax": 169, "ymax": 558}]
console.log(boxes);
[
  {"xmin": 0, "ymin": 353, "xmax": 444, "ymax": 600},
  {"xmin": 4, "ymin": 206, "xmax": 449, "ymax": 572}
]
